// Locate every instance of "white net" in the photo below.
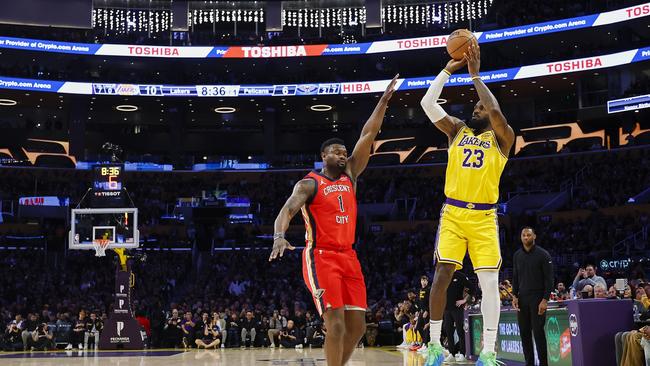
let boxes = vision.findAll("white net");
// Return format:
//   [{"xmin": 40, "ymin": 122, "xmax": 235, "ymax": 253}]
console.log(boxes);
[{"xmin": 92, "ymin": 240, "xmax": 110, "ymax": 257}]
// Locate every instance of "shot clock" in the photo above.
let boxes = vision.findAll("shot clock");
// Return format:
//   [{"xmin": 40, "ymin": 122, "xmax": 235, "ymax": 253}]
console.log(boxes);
[{"xmin": 92, "ymin": 164, "xmax": 125, "ymax": 207}]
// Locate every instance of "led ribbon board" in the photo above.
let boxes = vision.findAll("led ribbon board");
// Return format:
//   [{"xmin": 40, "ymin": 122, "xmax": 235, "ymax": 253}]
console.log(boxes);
[
  {"xmin": 0, "ymin": 47, "xmax": 648, "ymax": 97},
  {"xmin": 0, "ymin": 3, "xmax": 647, "ymax": 58}
]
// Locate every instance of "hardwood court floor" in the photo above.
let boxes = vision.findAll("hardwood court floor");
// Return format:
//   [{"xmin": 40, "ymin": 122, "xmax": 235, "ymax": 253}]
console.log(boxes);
[{"xmin": 0, "ymin": 347, "xmax": 477, "ymax": 365}]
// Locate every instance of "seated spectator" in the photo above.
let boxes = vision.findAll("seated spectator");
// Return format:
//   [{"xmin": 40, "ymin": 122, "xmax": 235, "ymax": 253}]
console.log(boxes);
[
  {"xmin": 226, "ymin": 313, "xmax": 240, "ymax": 347},
  {"xmin": 623, "ymin": 285, "xmax": 633, "ymax": 300},
  {"xmin": 195, "ymin": 314, "xmax": 221, "ymax": 349},
  {"xmin": 363, "ymin": 310, "xmax": 379, "ymax": 347},
  {"xmin": 636, "ymin": 287, "xmax": 650, "ymax": 309},
  {"xmin": 268, "ymin": 309, "xmax": 287, "ymax": 348},
  {"xmin": 21, "ymin": 313, "xmax": 39, "ymax": 351},
  {"xmin": 553, "ymin": 282, "xmax": 570, "ymax": 301},
  {"xmin": 84, "ymin": 312, "xmax": 103, "ymax": 349},
  {"xmin": 499, "ymin": 280, "xmax": 514, "ymax": 305},
  {"xmin": 163, "ymin": 309, "xmax": 183, "ymax": 348},
  {"xmin": 213, "ymin": 312, "xmax": 226, "ymax": 348},
  {"xmin": 68, "ymin": 310, "xmax": 87, "ymax": 350},
  {"xmin": 181, "ymin": 311, "xmax": 196, "ymax": 349},
  {"xmin": 573, "ymin": 265, "xmax": 607, "ymax": 292},
  {"xmin": 4, "ymin": 320, "xmax": 23, "ymax": 351},
  {"xmin": 608, "ymin": 286, "xmax": 619, "ymax": 299},
  {"xmin": 581, "ymin": 285, "xmax": 594, "ymax": 299},
  {"xmin": 594, "ymin": 284, "xmax": 608, "ymax": 299},
  {"xmin": 239, "ymin": 311, "xmax": 257, "ymax": 348},
  {"xmin": 279, "ymin": 320, "xmax": 302, "ymax": 349},
  {"xmin": 615, "ymin": 326, "xmax": 650, "ymax": 365},
  {"xmin": 31, "ymin": 323, "xmax": 54, "ymax": 351}
]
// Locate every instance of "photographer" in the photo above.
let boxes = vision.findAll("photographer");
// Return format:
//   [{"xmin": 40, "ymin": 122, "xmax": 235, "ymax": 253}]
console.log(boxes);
[
  {"xmin": 395, "ymin": 301, "xmax": 414, "ymax": 348},
  {"xmin": 84, "ymin": 312, "xmax": 103, "ymax": 350},
  {"xmin": 279, "ymin": 320, "xmax": 302, "ymax": 349},
  {"xmin": 31, "ymin": 323, "xmax": 54, "ymax": 351},
  {"xmin": 268, "ymin": 309, "xmax": 287, "ymax": 348},
  {"xmin": 163, "ymin": 309, "xmax": 183, "ymax": 348},
  {"xmin": 304, "ymin": 311, "xmax": 321, "ymax": 346},
  {"xmin": 4, "ymin": 321, "xmax": 23, "ymax": 351}
]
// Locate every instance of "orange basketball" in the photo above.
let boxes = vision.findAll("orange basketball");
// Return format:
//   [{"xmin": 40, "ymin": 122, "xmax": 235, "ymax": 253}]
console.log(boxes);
[{"xmin": 446, "ymin": 29, "xmax": 475, "ymax": 60}]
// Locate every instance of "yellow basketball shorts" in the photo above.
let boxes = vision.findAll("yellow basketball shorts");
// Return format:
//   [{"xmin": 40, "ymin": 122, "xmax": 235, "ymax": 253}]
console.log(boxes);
[{"xmin": 434, "ymin": 204, "xmax": 502, "ymax": 271}]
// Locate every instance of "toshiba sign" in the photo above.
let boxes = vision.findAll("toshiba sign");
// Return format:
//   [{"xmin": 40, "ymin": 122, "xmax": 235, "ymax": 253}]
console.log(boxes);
[{"xmin": 545, "ymin": 58, "xmax": 603, "ymax": 73}]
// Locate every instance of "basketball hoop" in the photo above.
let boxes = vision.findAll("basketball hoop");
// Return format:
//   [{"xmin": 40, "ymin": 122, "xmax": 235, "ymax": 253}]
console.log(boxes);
[{"xmin": 92, "ymin": 239, "xmax": 110, "ymax": 257}]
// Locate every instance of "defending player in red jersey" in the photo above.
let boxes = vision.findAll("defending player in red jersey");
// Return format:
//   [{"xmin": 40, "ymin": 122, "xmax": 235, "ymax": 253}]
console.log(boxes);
[{"xmin": 269, "ymin": 75, "xmax": 398, "ymax": 366}]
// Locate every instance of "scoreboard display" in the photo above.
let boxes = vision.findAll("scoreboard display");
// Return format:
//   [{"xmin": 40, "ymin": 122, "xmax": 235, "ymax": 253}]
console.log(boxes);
[{"xmin": 92, "ymin": 164, "xmax": 124, "ymax": 207}]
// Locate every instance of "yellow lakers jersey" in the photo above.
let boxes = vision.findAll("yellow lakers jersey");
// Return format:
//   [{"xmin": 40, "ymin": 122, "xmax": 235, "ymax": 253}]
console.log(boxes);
[{"xmin": 444, "ymin": 127, "xmax": 508, "ymax": 204}]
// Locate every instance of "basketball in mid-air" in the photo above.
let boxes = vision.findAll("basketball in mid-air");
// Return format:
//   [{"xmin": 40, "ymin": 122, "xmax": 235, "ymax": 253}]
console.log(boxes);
[{"xmin": 447, "ymin": 29, "xmax": 475, "ymax": 60}]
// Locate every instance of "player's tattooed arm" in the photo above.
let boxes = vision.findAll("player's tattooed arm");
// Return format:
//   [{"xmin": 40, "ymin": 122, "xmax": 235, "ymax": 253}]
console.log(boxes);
[
  {"xmin": 465, "ymin": 39, "xmax": 515, "ymax": 155},
  {"xmin": 269, "ymin": 179, "xmax": 316, "ymax": 261},
  {"xmin": 347, "ymin": 74, "xmax": 399, "ymax": 180}
]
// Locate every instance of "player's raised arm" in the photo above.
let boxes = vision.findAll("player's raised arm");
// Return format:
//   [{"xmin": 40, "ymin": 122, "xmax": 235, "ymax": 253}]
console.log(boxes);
[
  {"xmin": 465, "ymin": 40, "xmax": 515, "ymax": 155},
  {"xmin": 346, "ymin": 74, "xmax": 399, "ymax": 180},
  {"xmin": 420, "ymin": 58, "xmax": 467, "ymax": 143},
  {"xmin": 269, "ymin": 178, "xmax": 316, "ymax": 261}
]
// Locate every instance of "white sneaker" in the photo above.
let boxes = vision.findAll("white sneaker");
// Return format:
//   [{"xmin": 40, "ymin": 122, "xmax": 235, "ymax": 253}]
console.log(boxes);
[
  {"xmin": 397, "ymin": 342, "xmax": 410, "ymax": 349},
  {"xmin": 78, "ymin": 343, "xmax": 83, "ymax": 350},
  {"xmin": 270, "ymin": 343, "xmax": 275, "ymax": 348},
  {"xmin": 417, "ymin": 344, "xmax": 429, "ymax": 354},
  {"xmin": 455, "ymin": 353, "xmax": 466, "ymax": 362},
  {"xmin": 220, "ymin": 344, "xmax": 225, "ymax": 349},
  {"xmin": 65, "ymin": 344, "xmax": 73, "ymax": 350},
  {"xmin": 444, "ymin": 353, "xmax": 456, "ymax": 363},
  {"xmin": 295, "ymin": 344, "xmax": 303, "ymax": 349}
]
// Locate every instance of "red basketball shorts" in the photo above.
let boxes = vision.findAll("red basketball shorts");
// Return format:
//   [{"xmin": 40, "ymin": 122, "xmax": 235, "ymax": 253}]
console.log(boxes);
[{"xmin": 302, "ymin": 247, "xmax": 367, "ymax": 316}]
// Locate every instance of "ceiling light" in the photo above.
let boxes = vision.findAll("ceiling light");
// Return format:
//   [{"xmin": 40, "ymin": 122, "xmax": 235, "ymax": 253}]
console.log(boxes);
[
  {"xmin": 116, "ymin": 105, "xmax": 138, "ymax": 112},
  {"xmin": 310, "ymin": 104, "xmax": 332, "ymax": 112},
  {"xmin": 0, "ymin": 99, "xmax": 17, "ymax": 106},
  {"xmin": 214, "ymin": 107, "xmax": 236, "ymax": 114}
]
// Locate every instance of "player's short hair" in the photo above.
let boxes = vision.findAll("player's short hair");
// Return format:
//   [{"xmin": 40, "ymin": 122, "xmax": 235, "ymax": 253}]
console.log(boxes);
[
  {"xmin": 320, "ymin": 138, "xmax": 345, "ymax": 153},
  {"xmin": 420, "ymin": 275, "xmax": 429, "ymax": 281},
  {"xmin": 521, "ymin": 226, "xmax": 536, "ymax": 234},
  {"xmin": 585, "ymin": 264, "xmax": 595, "ymax": 269}
]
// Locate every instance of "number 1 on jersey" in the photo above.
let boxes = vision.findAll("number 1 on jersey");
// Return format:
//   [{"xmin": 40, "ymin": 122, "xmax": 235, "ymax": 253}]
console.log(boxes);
[{"xmin": 337, "ymin": 195, "xmax": 345, "ymax": 213}]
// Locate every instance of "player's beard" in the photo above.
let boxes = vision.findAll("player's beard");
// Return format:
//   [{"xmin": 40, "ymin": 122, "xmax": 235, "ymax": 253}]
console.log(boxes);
[{"xmin": 467, "ymin": 116, "xmax": 489, "ymax": 131}]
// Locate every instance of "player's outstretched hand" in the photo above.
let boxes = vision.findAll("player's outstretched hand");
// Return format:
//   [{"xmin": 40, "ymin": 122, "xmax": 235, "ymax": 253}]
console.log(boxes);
[
  {"xmin": 269, "ymin": 238, "xmax": 295, "ymax": 261},
  {"xmin": 380, "ymin": 74, "xmax": 399, "ymax": 102},
  {"xmin": 445, "ymin": 58, "xmax": 467, "ymax": 74},
  {"xmin": 464, "ymin": 39, "xmax": 480, "ymax": 76}
]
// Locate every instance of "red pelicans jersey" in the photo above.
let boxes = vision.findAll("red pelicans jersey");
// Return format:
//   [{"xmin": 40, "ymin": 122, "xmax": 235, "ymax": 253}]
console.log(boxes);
[{"xmin": 301, "ymin": 171, "xmax": 357, "ymax": 251}]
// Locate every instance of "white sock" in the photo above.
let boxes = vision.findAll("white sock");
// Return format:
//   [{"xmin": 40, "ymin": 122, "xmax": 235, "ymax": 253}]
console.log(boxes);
[
  {"xmin": 402, "ymin": 324, "xmax": 408, "ymax": 344},
  {"xmin": 477, "ymin": 270, "xmax": 500, "ymax": 354},
  {"xmin": 429, "ymin": 320, "xmax": 442, "ymax": 346}
]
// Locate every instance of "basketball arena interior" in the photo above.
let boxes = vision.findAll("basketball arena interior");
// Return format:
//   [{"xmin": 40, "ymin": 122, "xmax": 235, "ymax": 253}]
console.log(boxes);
[{"xmin": 0, "ymin": 0, "xmax": 649, "ymax": 365}]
